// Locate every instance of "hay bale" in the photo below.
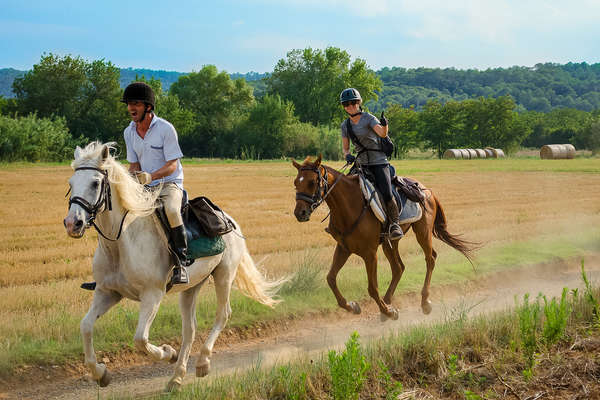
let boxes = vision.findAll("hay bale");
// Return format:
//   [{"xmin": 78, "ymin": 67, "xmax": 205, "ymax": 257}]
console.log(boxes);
[
  {"xmin": 540, "ymin": 144, "xmax": 574, "ymax": 159},
  {"xmin": 475, "ymin": 149, "xmax": 487, "ymax": 158},
  {"xmin": 565, "ymin": 144, "xmax": 576, "ymax": 159},
  {"xmin": 495, "ymin": 149, "xmax": 505, "ymax": 158},
  {"xmin": 459, "ymin": 149, "xmax": 471, "ymax": 159},
  {"xmin": 484, "ymin": 148, "xmax": 495, "ymax": 158},
  {"xmin": 443, "ymin": 149, "xmax": 462, "ymax": 159},
  {"xmin": 466, "ymin": 149, "xmax": 478, "ymax": 159}
]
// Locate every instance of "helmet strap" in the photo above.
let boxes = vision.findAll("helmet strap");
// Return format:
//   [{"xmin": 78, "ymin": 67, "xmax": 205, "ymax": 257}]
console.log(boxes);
[{"xmin": 348, "ymin": 106, "xmax": 363, "ymax": 118}]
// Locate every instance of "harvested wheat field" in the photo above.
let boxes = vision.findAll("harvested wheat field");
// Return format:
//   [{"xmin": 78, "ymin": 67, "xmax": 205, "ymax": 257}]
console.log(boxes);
[{"xmin": 1, "ymin": 157, "xmax": 599, "ymax": 392}]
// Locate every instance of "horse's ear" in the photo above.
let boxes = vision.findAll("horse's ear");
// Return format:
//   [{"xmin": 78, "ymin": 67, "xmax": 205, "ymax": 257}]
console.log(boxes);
[
  {"xmin": 315, "ymin": 154, "xmax": 322, "ymax": 166},
  {"xmin": 292, "ymin": 159, "xmax": 301, "ymax": 170},
  {"xmin": 74, "ymin": 146, "xmax": 82, "ymax": 160},
  {"xmin": 101, "ymin": 145, "xmax": 109, "ymax": 161}
]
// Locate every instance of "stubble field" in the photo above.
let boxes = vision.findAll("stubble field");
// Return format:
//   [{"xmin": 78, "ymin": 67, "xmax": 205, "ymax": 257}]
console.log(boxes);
[{"xmin": 1, "ymin": 157, "xmax": 599, "ymax": 378}]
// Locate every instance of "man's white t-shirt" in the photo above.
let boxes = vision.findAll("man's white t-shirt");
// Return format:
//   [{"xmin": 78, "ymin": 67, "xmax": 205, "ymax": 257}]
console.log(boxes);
[{"xmin": 124, "ymin": 115, "xmax": 184, "ymax": 188}]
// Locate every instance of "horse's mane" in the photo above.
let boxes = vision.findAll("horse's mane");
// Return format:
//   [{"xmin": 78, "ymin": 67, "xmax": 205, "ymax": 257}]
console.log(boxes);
[
  {"xmin": 300, "ymin": 157, "xmax": 358, "ymax": 182},
  {"xmin": 71, "ymin": 142, "xmax": 159, "ymax": 217}
]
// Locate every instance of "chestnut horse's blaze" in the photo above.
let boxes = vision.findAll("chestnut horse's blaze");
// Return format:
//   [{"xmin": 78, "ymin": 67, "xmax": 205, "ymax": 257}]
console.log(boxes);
[{"xmin": 292, "ymin": 155, "xmax": 477, "ymax": 320}]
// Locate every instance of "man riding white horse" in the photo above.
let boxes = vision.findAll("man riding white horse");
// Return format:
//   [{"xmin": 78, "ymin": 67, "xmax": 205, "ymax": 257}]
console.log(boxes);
[{"xmin": 122, "ymin": 82, "xmax": 189, "ymax": 284}]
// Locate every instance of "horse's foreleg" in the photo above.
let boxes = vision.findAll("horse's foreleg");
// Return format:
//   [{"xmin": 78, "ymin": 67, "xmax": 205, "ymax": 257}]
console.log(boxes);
[
  {"xmin": 167, "ymin": 285, "xmax": 202, "ymax": 391},
  {"xmin": 327, "ymin": 244, "xmax": 360, "ymax": 314},
  {"xmin": 381, "ymin": 240, "xmax": 405, "ymax": 305},
  {"xmin": 134, "ymin": 290, "xmax": 177, "ymax": 362},
  {"xmin": 196, "ymin": 265, "xmax": 234, "ymax": 377},
  {"xmin": 363, "ymin": 252, "xmax": 398, "ymax": 321},
  {"xmin": 80, "ymin": 289, "xmax": 122, "ymax": 386}
]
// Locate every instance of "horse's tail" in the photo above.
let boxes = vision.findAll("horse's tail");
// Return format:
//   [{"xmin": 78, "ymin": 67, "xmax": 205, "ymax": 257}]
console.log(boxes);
[
  {"xmin": 431, "ymin": 194, "xmax": 479, "ymax": 265},
  {"xmin": 234, "ymin": 247, "xmax": 289, "ymax": 308}
]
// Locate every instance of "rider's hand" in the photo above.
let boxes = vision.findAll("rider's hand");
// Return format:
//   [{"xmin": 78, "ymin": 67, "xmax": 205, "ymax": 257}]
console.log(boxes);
[
  {"xmin": 380, "ymin": 111, "xmax": 388, "ymax": 127},
  {"xmin": 134, "ymin": 171, "xmax": 152, "ymax": 185},
  {"xmin": 345, "ymin": 153, "xmax": 356, "ymax": 164}
]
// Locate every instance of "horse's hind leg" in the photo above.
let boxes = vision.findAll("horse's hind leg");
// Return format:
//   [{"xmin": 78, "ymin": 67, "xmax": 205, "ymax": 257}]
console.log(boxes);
[
  {"xmin": 414, "ymin": 221, "xmax": 437, "ymax": 315},
  {"xmin": 80, "ymin": 289, "xmax": 122, "ymax": 387},
  {"xmin": 196, "ymin": 264, "xmax": 234, "ymax": 377},
  {"xmin": 134, "ymin": 290, "xmax": 177, "ymax": 362},
  {"xmin": 327, "ymin": 244, "xmax": 360, "ymax": 314},
  {"xmin": 167, "ymin": 284, "xmax": 203, "ymax": 391},
  {"xmin": 381, "ymin": 240, "xmax": 406, "ymax": 305}
]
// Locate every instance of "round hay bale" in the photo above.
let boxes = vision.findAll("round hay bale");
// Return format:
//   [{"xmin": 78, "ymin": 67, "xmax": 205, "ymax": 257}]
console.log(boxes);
[
  {"xmin": 540, "ymin": 144, "xmax": 570, "ymax": 159},
  {"xmin": 494, "ymin": 149, "xmax": 505, "ymax": 158},
  {"xmin": 466, "ymin": 149, "xmax": 478, "ymax": 159},
  {"xmin": 475, "ymin": 149, "xmax": 487, "ymax": 158},
  {"xmin": 484, "ymin": 147, "xmax": 495, "ymax": 158},
  {"xmin": 564, "ymin": 144, "xmax": 576, "ymax": 159},
  {"xmin": 443, "ymin": 149, "xmax": 462, "ymax": 159},
  {"xmin": 459, "ymin": 149, "xmax": 471, "ymax": 159}
]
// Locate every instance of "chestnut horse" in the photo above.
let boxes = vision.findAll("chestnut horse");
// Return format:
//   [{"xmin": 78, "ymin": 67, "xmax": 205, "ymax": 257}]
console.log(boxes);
[{"xmin": 292, "ymin": 156, "xmax": 476, "ymax": 320}]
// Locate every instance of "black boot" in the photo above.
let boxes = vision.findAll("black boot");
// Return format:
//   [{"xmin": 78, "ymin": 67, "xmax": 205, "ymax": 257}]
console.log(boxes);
[
  {"xmin": 170, "ymin": 225, "xmax": 189, "ymax": 285},
  {"xmin": 385, "ymin": 200, "xmax": 404, "ymax": 241}
]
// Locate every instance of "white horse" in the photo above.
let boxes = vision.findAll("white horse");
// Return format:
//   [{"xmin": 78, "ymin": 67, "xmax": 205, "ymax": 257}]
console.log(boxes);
[{"xmin": 63, "ymin": 142, "xmax": 285, "ymax": 391}]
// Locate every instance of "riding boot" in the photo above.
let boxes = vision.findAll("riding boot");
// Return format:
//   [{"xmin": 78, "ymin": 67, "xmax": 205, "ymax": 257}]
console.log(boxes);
[
  {"xmin": 170, "ymin": 225, "xmax": 189, "ymax": 285},
  {"xmin": 385, "ymin": 199, "xmax": 404, "ymax": 240}
]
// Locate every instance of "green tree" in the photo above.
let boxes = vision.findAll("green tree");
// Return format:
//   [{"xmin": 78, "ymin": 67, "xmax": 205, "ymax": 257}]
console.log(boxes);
[
  {"xmin": 385, "ymin": 104, "xmax": 420, "ymax": 158},
  {"xmin": 419, "ymin": 100, "xmax": 465, "ymax": 158},
  {"xmin": 267, "ymin": 47, "xmax": 381, "ymax": 126},
  {"xmin": 170, "ymin": 65, "xmax": 254, "ymax": 156},
  {"xmin": 12, "ymin": 53, "xmax": 127, "ymax": 143}
]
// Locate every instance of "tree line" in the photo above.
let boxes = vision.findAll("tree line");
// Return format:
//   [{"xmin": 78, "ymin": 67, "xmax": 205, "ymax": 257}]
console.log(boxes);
[{"xmin": 1, "ymin": 50, "xmax": 599, "ymax": 162}]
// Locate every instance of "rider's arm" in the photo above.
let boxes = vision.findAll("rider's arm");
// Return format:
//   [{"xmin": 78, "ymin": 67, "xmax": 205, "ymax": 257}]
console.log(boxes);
[
  {"xmin": 342, "ymin": 136, "xmax": 351, "ymax": 156},
  {"xmin": 372, "ymin": 124, "xmax": 389, "ymax": 138},
  {"xmin": 150, "ymin": 159, "xmax": 178, "ymax": 181},
  {"xmin": 128, "ymin": 162, "xmax": 141, "ymax": 174}
]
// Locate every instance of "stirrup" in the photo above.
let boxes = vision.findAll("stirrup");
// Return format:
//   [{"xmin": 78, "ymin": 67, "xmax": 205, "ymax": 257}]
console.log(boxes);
[
  {"xmin": 171, "ymin": 267, "xmax": 189, "ymax": 285},
  {"xmin": 388, "ymin": 223, "xmax": 404, "ymax": 240}
]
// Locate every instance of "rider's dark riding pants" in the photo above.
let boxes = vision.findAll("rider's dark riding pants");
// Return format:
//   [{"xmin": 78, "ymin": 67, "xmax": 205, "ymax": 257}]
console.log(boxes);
[{"xmin": 367, "ymin": 164, "xmax": 393, "ymax": 202}]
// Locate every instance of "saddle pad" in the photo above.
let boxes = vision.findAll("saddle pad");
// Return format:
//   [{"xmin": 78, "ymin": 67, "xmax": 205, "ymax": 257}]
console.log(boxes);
[
  {"xmin": 359, "ymin": 175, "xmax": 422, "ymax": 225},
  {"xmin": 359, "ymin": 175, "xmax": 386, "ymax": 223},
  {"xmin": 188, "ymin": 235, "xmax": 225, "ymax": 259}
]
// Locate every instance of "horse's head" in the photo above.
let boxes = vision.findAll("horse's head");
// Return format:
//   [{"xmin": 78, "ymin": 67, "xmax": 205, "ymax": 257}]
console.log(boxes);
[
  {"xmin": 63, "ymin": 143, "xmax": 112, "ymax": 238},
  {"xmin": 292, "ymin": 154, "xmax": 325, "ymax": 222}
]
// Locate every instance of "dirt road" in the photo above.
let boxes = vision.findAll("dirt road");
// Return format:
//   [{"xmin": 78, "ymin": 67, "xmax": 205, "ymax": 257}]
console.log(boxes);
[{"xmin": 5, "ymin": 255, "xmax": 600, "ymax": 400}]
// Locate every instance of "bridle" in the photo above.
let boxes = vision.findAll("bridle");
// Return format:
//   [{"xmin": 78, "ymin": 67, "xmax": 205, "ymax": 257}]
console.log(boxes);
[
  {"xmin": 66, "ymin": 166, "xmax": 129, "ymax": 241},
  {"xmin": 295, "ymin": 164, "xmax": 346, "ymax": 215}
]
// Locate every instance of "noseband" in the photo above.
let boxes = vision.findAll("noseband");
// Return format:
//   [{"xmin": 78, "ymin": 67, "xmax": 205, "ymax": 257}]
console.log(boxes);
[{"xmin": 67, "ymin": 166, "xmax": 128, "ymax": 241}]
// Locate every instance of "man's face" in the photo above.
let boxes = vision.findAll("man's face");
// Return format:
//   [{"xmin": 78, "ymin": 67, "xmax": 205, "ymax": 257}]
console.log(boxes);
[{"xmin": 127, "ymin": 101, "xmax": 148, "ymax": 123}]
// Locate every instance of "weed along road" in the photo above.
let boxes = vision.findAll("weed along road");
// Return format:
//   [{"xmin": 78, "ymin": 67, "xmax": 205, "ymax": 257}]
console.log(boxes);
[{"xmin": 1, "ymin": 157, "xmax": 599, "ymax": 399}]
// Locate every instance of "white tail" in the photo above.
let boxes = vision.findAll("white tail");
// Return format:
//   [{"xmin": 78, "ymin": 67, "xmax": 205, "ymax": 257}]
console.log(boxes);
[{"xmin": 234, "ymin": 250, "xmax": 288, "ymax": 308}]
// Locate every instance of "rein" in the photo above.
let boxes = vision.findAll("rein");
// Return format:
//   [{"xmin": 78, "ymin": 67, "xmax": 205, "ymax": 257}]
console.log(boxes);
[{"xmin": 67, "ymin": 166, "xmax": 129, "ymax": 241}]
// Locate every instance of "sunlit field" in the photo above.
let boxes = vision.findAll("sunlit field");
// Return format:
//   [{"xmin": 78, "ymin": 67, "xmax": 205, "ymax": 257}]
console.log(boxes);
[{"xmin": 0, "ymin": 156, "xmax": 599, "ymax": 374}]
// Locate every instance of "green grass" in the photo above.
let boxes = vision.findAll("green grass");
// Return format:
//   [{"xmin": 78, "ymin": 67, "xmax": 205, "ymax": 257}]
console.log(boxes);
[{"xmin": 122, "ymin": 266, "xmax": 600, "ymax": 400}]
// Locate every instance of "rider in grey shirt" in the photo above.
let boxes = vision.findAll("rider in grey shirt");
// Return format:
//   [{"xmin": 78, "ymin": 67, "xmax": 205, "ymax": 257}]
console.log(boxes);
[{"xmin": 340, "ymin": 88, "xmax": 403, "ymax": 240}]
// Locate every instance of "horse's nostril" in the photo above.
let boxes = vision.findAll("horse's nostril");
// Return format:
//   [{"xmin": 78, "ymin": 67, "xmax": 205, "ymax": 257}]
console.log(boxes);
[{"xmin": 74, "ymin": 219, "xmax": 84, "ymax": 228}]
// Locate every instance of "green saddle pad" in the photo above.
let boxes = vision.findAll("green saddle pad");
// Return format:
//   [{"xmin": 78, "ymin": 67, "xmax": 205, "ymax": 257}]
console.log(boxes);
[{"xmin": 187, "ymin": 235, "xmax": 226, "ymax": 259}]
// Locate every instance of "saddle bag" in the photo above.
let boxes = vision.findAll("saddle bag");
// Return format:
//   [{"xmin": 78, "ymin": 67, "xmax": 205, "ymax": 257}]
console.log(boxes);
[
  {"xmin": 187, "ymin": 196, "xmax": 234, "ymax": 237},
  {"xmin": 393, "ymin": 177, "xmax": 426, "ymax": 204}
]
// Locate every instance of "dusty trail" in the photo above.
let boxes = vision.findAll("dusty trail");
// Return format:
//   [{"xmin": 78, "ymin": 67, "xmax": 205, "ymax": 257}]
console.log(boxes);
[{"xmin": 6, "ymin": 255, "xmax": 600, "ymax": 400}]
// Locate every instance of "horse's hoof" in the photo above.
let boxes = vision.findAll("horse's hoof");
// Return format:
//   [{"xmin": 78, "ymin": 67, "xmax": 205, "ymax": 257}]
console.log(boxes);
[
  {"xmin": 348, "ymin": 301, "xmax": 361, "ymax": 314},
  {"xmin": 196, "ymin": 364, "xmax": 210, "ymax": 377},
  {"xmin": 97, "ymin": 368, "xmax": 111, "ymax": 387},
  {"xmin": 166, "ymin": 378, "xmax": 182, "ymax": 392},
  {"xmin": 422, "ymin": 301, "xmax": 432, "ymax": 315},
  {"xmin": 390, "ymin": 308, "xmax": 399, "ymax": 320},
  {"xmin": 162, "ymin": 345, "xmax": 178, "ymax": 363},
  {"xmin": 380, "ymin": 307, "xmax": 399, "ymax": 322}
]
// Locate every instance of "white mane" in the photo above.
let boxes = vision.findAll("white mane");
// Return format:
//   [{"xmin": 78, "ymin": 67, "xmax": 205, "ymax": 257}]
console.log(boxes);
[{"xmin": 71, "ymin": 141, "xmax": 159, "ymax": 217}]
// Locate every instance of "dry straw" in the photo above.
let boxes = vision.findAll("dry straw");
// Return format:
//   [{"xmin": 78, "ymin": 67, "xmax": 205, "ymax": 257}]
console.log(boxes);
[{"xmin": 540, "ymin": 144, "xmax": 576, "ymax": 159}]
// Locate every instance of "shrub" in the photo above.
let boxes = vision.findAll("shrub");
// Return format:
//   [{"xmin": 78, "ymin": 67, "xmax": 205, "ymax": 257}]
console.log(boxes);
[{"xmin": 328, "ymin": 332, "xmax": 370, "ymax": 400}]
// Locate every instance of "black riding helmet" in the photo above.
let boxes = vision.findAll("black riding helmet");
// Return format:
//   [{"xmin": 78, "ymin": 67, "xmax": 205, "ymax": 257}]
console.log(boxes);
[
  {"xmin": 339, "ymin": 88, "xmax": 362, "ymax": 104},
  {"xmin": 121, "ymin": 82, "xmax": 155, "ymax": 110}
]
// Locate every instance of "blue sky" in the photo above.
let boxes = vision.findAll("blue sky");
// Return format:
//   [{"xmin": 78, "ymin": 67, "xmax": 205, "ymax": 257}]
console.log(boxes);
[{"xmin": 2, "ymin": 0, "xmax": 600, "ymax": 73}]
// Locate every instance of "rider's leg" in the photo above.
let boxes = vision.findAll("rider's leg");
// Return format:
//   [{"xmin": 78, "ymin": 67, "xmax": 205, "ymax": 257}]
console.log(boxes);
[
  {"xmin": 160, "ymin": 183, "xmax": 189, "ymax": 284},
  {"xmin": 370, "ymin": 164, "xmax": 403, "ymax": 240}
]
